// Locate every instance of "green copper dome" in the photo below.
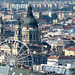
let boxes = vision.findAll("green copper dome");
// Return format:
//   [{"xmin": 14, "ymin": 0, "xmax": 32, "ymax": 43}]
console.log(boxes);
[{"xmin": 22, "ymin": 5, "xmax": 38, "ymax": 27}]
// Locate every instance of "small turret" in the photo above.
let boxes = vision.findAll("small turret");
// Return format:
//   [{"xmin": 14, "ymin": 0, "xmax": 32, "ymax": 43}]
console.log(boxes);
[{"xmin": 17, "ymin": 17, "xmax": 22, "ymax": 41}]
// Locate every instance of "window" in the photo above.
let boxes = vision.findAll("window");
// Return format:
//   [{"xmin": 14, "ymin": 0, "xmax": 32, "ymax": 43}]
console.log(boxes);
[
  {"xmin": 26, "ymin": 35, "xmax": 28, "ymax": 36},
  {"xmin": 1, "ymin": 37, "xmax": 3, "ymax": 39},
  {"xmin": 30, "ymin": 34, "xmax": 32, "ymax": 40},
  {"xmin": 26, "ymin": 34, "xmax": 28, "ymax": 38},
  {"xmin": 70, "ymin": 69, "xmax": 74, "ymax": 71},
  {"xmin": 19, "ymin": 43, "xmax": 21, "ymax": 47},
  {"xmin": 1, "ymin": 37, "xmax": 3, "ymax": 41},
  {"xmin": 33, "ymin": 34, "xmax": 35, "ymax": 39},
  {"xmin": 16, "ymin": 30, "xmax": 17, "ymax": 34},
  {"xmin": 24, "ymin": 35, "xmax": 25, "ymax": 38},
  {"xmin": 27, "ymin": 27, "xmax": 29, "ymax": 29},
  {"xmin": 33, "ymin": 27, "xmax": 35, "ymax": 29},
  {"xmin": 36, "ymin": 35, "xmax": 38, "ymax": 39},
  {"xmin": 19, "ymin": 30, "xmax": 21, "ymax": 35},
  {"xmin": 69, "ymin": 52, "xmax": 71, "ymax": 54},
  {"xmin": 1, "ymin": 29, "xmax": 3, "ymax": 34}
]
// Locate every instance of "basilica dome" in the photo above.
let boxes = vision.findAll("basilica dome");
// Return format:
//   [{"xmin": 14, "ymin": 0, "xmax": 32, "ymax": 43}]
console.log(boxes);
[{"xmin": 22, "ymin": 5, "xmax": 38, "ymax": 27}]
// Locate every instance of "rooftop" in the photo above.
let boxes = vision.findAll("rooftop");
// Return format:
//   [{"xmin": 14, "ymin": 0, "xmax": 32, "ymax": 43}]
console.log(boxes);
[
  {"xmin": 65, "ymin": 46, "xmax": 75, "ymax": 51},
  {"xmin": 48, "ymin": 56, "xmax": 75, "ymax": 59},
  {"xmin": 8, "ymin": 68, "xmax": 46, "ymax": 75}
]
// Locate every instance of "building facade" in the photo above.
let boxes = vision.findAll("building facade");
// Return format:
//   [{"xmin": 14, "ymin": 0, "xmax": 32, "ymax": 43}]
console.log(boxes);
[{"xmin": 14, "ymin": 4, "xmax": 41, "ymax": 45}]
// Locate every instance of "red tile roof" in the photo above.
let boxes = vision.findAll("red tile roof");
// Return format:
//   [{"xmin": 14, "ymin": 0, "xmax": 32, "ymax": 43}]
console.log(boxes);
[
  {"xmin": 66, "ymin": 47, "xmax": 75, "ymax": 50},
  {"xmin": 72, "ymin": 19, "xmax": 75, "ymax": 21}
]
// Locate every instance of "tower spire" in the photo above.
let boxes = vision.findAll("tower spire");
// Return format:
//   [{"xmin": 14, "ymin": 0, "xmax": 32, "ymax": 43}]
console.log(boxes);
[{"xmin": 27, "ymin": 4, "xmax": 33, "ymax": 17}]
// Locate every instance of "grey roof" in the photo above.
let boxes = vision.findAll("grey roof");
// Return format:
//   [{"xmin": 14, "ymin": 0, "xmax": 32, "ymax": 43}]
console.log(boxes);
[{"xmin": 8, "ymin": 68, "xmax": 46, "ymax": 75}]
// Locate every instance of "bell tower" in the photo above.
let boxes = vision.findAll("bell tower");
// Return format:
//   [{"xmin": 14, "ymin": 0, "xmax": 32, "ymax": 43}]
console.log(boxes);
[
  {"xmin": 14, "ymin": 17, "xmax": 22, "ymax": 54},
  {"xmin": 14, "ymin": 17, "xmax": 22, "ymax": 41},
  {"xmin": 17, "ymin": 17, "xmax": 22, "ymax": 41},
  {"xmin": 0, "ymin": 17, "xmax": 5, "ymax": 42}
]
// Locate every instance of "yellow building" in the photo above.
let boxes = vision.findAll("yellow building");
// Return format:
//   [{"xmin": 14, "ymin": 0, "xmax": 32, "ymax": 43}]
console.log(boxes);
[
  {"xmin": 53, "ymin": 19, "xmax": 58, "ymax": 24},
  {"xmin": 63, "ymin": 47, "xmax": 75, "ymax": 56}
]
